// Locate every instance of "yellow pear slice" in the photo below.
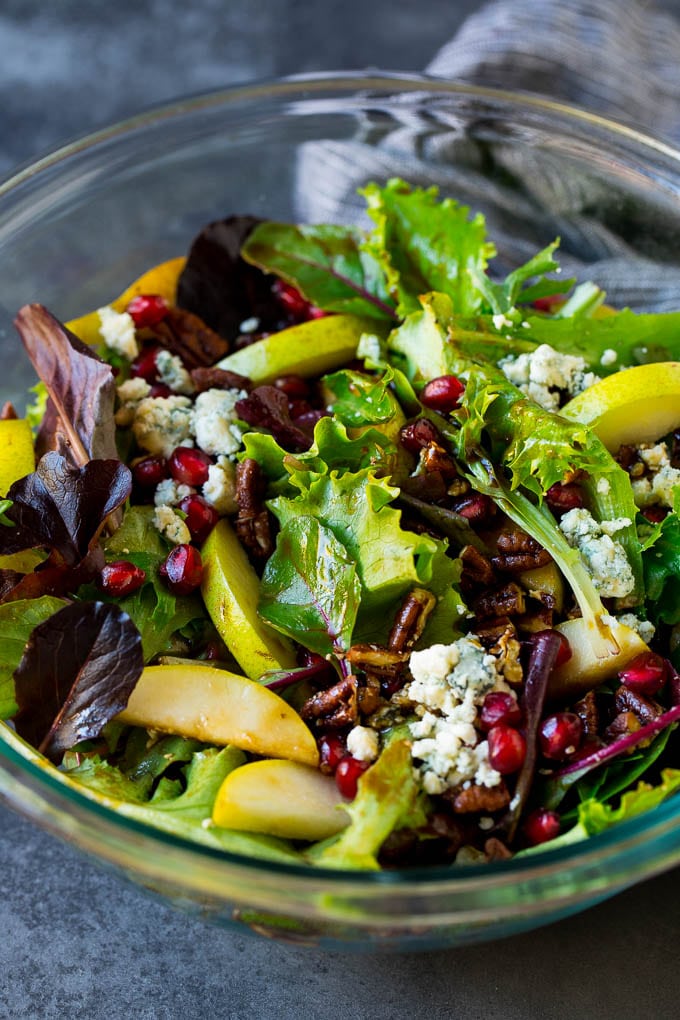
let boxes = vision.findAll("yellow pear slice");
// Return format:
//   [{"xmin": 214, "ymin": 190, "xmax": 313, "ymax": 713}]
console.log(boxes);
[
  {"xmin": 215, "ymin": 314, "xmax": 370, "ymax": 384},
  {"xmin": 201, "ymin": 519, "xmax": 296, "ymax": 680},
  {"xmin": 66, "ymin": 256, "xmax": 186, "ymax": 346},
  {"xmin": 0, "ymin": 418, "xmax": 34, "ymax": 496},
  {"xmin": 562, "ymin": 362, "xmax": 680, "ymax": 452},
  {"xmin": 548, "ymin": 617, "xmax": 648, "ymax": 700},
  {"xmin": 212, "ymin": 759, "xmax": 350, "ymax": 840},
  {"xmin": 117, "ymin": 664, "xmax": 319, "ymax": 766}
]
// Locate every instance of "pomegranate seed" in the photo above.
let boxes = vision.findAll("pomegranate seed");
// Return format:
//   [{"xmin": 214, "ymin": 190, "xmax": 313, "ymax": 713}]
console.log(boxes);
[
  {"xmin": 335, "ymin": 756, "xmax": 370, "ymax": 799},
  {"xmin": 399, "ymin": 418, "xmax": 442, "ymax": 454},
  {"xmin": 532, "ymin": 295, "xmax": 561, "ymax": 312},
  {"xmin": 487, "ymin": 725, "xmax": 526, "ymax": 774},
  {"xmin": 98, "ymin": 560, "xmax": 146, "ymax": 597},
  {"xmin": 319, "ymin": 734, "xmax": 346, "ymax": 775},
  {"xmin": 126, "ymin": 294, "xmax": 169, "ymax": 329},
  {"xmin": 273, "ymin": 374, "xmax": 310, "ymax": 398},
  {"xmin": 546, "ymin": 483, "xmax": 585, "ymax": 514},
  {"xmin": 272, "ymin": 279, "xmax": 311, "ymax": 320},
  {"xmin": 149, "ymin": 382, "xmax": 172, "ymax": 399},
  {"xmin": 420, "ymin": 375, "xmax": 465, "ymax": 413},
  {"xmin": 642, "ymin": 506, "xmax": 667, "ymax": 524},
  {"xmin": 532, "ymin": 629, "xmax": 572, "ymax": 668},
  {"xmin": 132, "ymin": 455, "xmax": 168, "ymax": 487},
  {"xmin": 480, "ymin": 692, "xmax": 522, "ymax": 731},
  {"xmin": 288, "ymin": 398, "xmax": 313, "ymax": 420},
  {"xmin": 178, "ymin": 493, "xmax": 219, "ymax": 544},
  {"xmin": 455, "ymin": 493, "xmax": 495, "ymax": 522},
  {"xmin": 202, "ymin": 638, "xmax": 228, "ymax": 661},
  {"xmin": 619, "ymin": 652, "xmax": 667, "ymax": 696},
  {"xmin": 307, "ymin": 305, "xmax": 327, "ymax": 319},
  {"xmin": 524, "ymin": 808, "xmax": 561, "ymax": 846},
  {"xmin": 159, "ymin": 544, "xmax": 204, "ymax": 595},
  {"xmin": 168, "ymin": 446, "xmax": 212, "ymax": 486},
  {"xmin": 539, "ymin": 712, "xmax": 583, "ymax": 760},
  {"xmin": 130, "ymin": 345, "xmax": 161, "ymax": 382}
]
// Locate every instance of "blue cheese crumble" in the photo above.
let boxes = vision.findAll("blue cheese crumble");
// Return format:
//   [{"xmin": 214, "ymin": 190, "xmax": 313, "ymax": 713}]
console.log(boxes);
[
  {"xmin": 132, "ymin": 395, "xmax": 194, "ymax": 458},
  {"xmin": 404, "ymin": 636, "xmax": 513, "ymax": 796},
  {"xmin": 499, "ymin": 343, "xmax": 600, "ymax": 411},
  {"xmin": 559, "ymin": 508, "xmax": 635, "ymax": 598},
  {"xmin": 155, "ymin": 350, "xmax": 195, "ymax": 396},
  {"xmin": 115, "ymin": 377, "xmax": 151, "ymax": 426},
  {"xmin": 192, "ymin": 388, "xmax": 247, "ymax": 458},
  {"xmin": 153, "ymin": 505, "xmax": 191, "ymax": 545},
  {"xmin": 346, "ymin": 725, "xmax": 380, "ymax": 763},
  {"xmin": 202, "ymin": 457, "xmax": 238, "ymax": 515},
  {"xmin": 97, "ymin": 306, "xmax": 139, "ymax": 361},
  {"xmin": 153, "ymin": 479, "xmax": 194, "ymax": 507},
  {"xmin": 631, "ymin": 442, "xmax": 680, "ymax": 509}
]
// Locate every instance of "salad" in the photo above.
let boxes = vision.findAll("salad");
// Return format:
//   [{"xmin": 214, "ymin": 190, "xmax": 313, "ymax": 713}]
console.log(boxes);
[{"xmin": 2, "ymin": 178, "xmax": 680, "ymax": 871}]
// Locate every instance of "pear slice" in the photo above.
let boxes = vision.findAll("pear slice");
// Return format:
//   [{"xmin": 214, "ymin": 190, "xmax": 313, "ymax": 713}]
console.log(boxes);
[
  {"xmin": 548, "ymin": 617, "xmax": 648, "ymax": 701},
  {"xmin": 66, "ymin": 256, "xmax": 186, "ymax": 346},
  {"xmin": 0, "ymin": 418, "xmax": 34, "ymax": 496},
  {"xmin": 201, "ymin": 518, "xmax": 296, "ymax": 680},
  {"xmin": 215, "ymin": 314, "xmax": 370, "ymax": 384},
  {"xmin": 517, "ymin": 561, "xmax": 565, "ymax": 614},
  {"xmin": 562, "ymin": 362, "xmax": 680, "ymax": 452},
  {"xmin": 117, "ymin": 664, "xmax": 319, "ymax": 766},
  {"xmin": 212, "ymin": 759, "xmax": 350, "ymax": 840}
]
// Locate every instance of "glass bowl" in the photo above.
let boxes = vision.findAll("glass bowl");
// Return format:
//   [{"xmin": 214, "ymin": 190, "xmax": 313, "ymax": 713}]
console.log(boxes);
[{"xmin": 1, "ymin": 73, "xmax": 680, "ymax": 951}]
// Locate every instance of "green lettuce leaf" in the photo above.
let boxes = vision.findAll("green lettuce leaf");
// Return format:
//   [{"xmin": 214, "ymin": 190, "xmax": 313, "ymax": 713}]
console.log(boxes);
[
  {"xmin": 323, "ymin": 367, "xmax": 400, "ymax": 426},
  {"xmin": 577, "ymin": 768, "xmax": 680, "ymax": 836},
  {"xmin": 468, "ymin": 239, "xmax": 564, "ymax": 315},
  {"xmin": 641, "ymin": 510, "xmax": 680, "ymax": 625},
  {"xmin": 0, "ymin": 595, "xmax": 66, "ymax": 718},
  {"xmin": 259, "ymin": 516, "xmax": 361, "ymax": 656},
  {"xmin": 312, "ymin": 738, "xmax": 427, "ymax": 870}
]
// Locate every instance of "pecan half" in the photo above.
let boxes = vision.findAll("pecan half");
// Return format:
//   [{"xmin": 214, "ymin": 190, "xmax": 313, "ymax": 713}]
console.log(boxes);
[
  {"xmin": 190, "ymin": 366, "xmax": 251, "ymax": 393},
  {"xmin": 418, "ymin": 442, "xmax": 459, "ymax": 481},
  {"xmin": 604, "ymin": 710, "xmax": 641, "ymax": 743},
  {"xmin": 446, "ymin": 781, "xmax": 510, "ymax": 815},
  {"xmin": 614, "ymin": 686, "xmax": 663, "ymax": 726},
  {"xmin": 300, "ymin": 674, "xmax": 358, "ymax": 729},
  {"xmin": 460, "ymin": 544, "xmax": 496, "ymax": 591},
  {"xmin": 149, "ymin": 307, "xmax": 230, "ymax": 368},
  {"xmin": 474, "ymin": 616, "xmax": 515, "ymax": 648},
  {"xmin": 387, "ymin": 588, "xmax": 437, "ymax": 653},
  {"xmin": 473, "ymin": 582, "xmax": 526, "ymax": 621},
  {"xmin": 574, "ymin": 691, "xmax": 599, "ymax": 737},
  {"xmin": 345, "ymin": 643, "xmax": 409, "ymax": 682},
  {"xmin": 492, "ymin": 528, "xmax": 551, "ymax": 573},
  {"xmin": 235, "ymin": 458, "xmax": 274, "ymax": 560}
]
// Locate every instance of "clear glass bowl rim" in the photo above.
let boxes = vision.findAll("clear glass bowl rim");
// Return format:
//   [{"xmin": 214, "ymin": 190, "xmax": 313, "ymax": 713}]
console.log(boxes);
[{"xmin": 1, "ymin": 71, "xmax": 680, "ymax": 906}]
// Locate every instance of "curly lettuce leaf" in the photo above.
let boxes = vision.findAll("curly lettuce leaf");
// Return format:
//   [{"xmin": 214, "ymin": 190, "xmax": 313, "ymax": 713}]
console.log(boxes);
[
  {"xmin": 577, "ymin": 768, "xmax": 680, "ymax": 836},
  {"xmin": 0, "ymin": 595, "xmax": 66, "ymax": 718}
]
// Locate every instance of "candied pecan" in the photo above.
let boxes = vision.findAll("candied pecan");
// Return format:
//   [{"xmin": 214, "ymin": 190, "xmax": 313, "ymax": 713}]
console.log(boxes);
[
  {"xmin": 604, "ymin": 711, "xmax": 641, "ymax": 743},
  {"xmin": 418, "ymin": 442, "xmax": 459, "ymax": 481},
  {"xmin": 491, "ymin": 528, "xmax": 552, "ymax": 573},
  {"xmin": 357, "ymin": 675, "xmax": 382, "ymax": 717},
  {"xmin": 235, "ymin": 458, "xmax": 274, "ymax": 560},
  {"xmin": 400, "ymin": 471, "xmax": 449, "ymax": 504},
  {"xmin": 515, "ymin": 605, "xmax": 554, "ymax": 634},
  {"xmin": 387, "ymin": 588, "xmax": 437, "ymax": 653},
  {"xmin": 671, "ymin": 430, "xmax": 680, "ymax": 470},
  {"xmin": 149, "ymin": 307, "xmax": 229, "ymax": 368},
  {"xmin": 574, "ymin": 691, "xmax": 599, "ymax": 737},
  {"xmin": 460, "ymin": 544, "xmax": 496, "ymax": 591},
  {"xmin": 0, "ymin": 401, "xmax": 17, "ymax": 420},
  {"xmin": 474, "ymin": 616, "xmax": 515, "ymax": 648},
  {"xmin": 614, "ymin": 686, "xmax": 663, "ymax": 725},
  {"xmin": 300, "ymin": 674, "xmax": 358, "ymax": 729},
  {"xmin": 615, "ymin": 444, "xmax": 639, "ymax": 473},
  {"xmin": 345, "ymin": 643, "xmax": 409, "ymax": 681},
  {"xmin": 190, "ymin": 366, "xmax": 251, "ymax": 393},
  {"xmin": 447, "ymin": 782, "xmax": 511, "ymax": 815},
  {"xmin": 484, "ymin": 837, "xmax": 513, "ymax": 861},
  {"xmin": 473, "ymin": 582, "xmax": 526, "ymax": 621},
  {"xmin": 490, "ymin": 627, "xmax": 523, "ymax": 686}
]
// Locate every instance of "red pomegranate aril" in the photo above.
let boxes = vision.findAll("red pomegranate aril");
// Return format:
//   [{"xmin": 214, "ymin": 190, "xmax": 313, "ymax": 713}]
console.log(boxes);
[
  {"xmin": 539, "ymin": 712, "xmax": 583, "ymax": 760},
  {"xmin": 273, "ymin": 374, "xmax": 310, "ymax": 399},
  {"xmin": 98, "ymin": 560, "xmax": 146, "ymax": 597},
  {"xmin": 272, "ymin": 279, "xmax": 311, "ymax": 320},
  {"xmin": 319, "ymin": 734, "xmax": 346, "ymax": 775},
  {"xmin": 399, "ymin": 418, "xmax": 442, "ymax": 454},
  {"xmin": 532, "ymin": 629, "xmax": 572, "ymax": 668},
  {"xmin": 288, "ymin": 398, "xmax": 313, "ymax": 420},
  {"xmin": 178, "ymin": 493, "xmax": 219, "ymax": 544},
  {"xmin": 307, "ymin": 305, "xmax": 327, "ymax": 319},
  {"xmin": 130, "ymin": 345, "xmax": 161, "ymax": 382},
  {"xmin": 524, "ymin": 808, "xmax": 561, "ymax": 846},
  {"xmin": 168, "ymin": 446, "xmax": 212, "ymax": 486},
  {"xmin": 619, "ymin": 651, "xmax": 668, "ymax": 696},
  {"xmin": 126, "ymin": 293, "xmax": 169, "ymax": 329},
  {"xmin": 642, "ymin": 506, "xmax": 668, "ymax": 524},
  {"xmin": 480, "ymin": 692, "xmax": 522, "ymax": 731},
  {"xmin": 420, "ymin": 375, "xmax": 465, "ymax": 413},
  {"xmin": 132, "ymin": 455, "xmax": 168, "ymax": 487},
  {"xmin": 159, "ymin": 544, "xmax": 204, "ymax": 595},
  {"xmin": 546, "ymin": 482, "xmax": 585, "ymax": 514},
  {"xmin": 487, "ymin": 725, "xmax": 526, "ymax": 774},
  {"xmin": 202, "ymin": 638, "xmax": 229, "ymax": 661},
  {"xmin": 456, "ymin": 493, "xmax": 495, "ymax": 522},
  {"xmin": 335, "ymin": 756, "xmax": 370, "ymax": 799},
  {"xmin": 149, "ymin": 382, "xmax": 172, "ymax": 399}
]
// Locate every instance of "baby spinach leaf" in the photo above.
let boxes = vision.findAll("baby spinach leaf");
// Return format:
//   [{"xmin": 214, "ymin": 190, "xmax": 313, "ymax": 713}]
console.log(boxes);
[{"xmin": 642, "ymin": 510, "xmax": 680, "ymax": 625}]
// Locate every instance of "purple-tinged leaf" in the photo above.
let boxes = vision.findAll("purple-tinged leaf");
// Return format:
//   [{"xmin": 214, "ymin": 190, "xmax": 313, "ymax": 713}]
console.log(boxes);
[
  {"xmin": 236, "ymin": 385, "xmax": 313, "ymax": 452},
  {"xmin": 0, "ymin": 453, "xmax": 131, "ymax": 565},
  {"xmin": 14, "ymin": 304, "xmax": 118, "ymax": 466},
  {"xmin": 261, "ymin": 658, "xmax": 337, "ymax": 692},
  {"xmin": 13, "ymin": 600, "xmax": 143, "ymax": 762}
]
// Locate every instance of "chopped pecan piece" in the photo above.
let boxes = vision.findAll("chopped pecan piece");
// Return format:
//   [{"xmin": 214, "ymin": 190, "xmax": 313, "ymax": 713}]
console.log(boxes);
[
  {"xmin": 190, "ymin": 366, "xmax": 251, "ymax": 393},
  {"xmin": 0, "ymin": 401, "xmax": 17, "ymax": 420},
  {"xmin": 357, "ymin": 675, "xmax": 382, "ymax": 717},
  {"xmin": 400, "ymin": 471, "xmax": 449, "ymax": 504},
  {"xmin": 418, "ymin": 442, "xmax": 459, "ymax": 481},
  {"xmin": 300, "ymin": 674, "xmax": 358, "ymax": 729},
  {"xmin": 235, "ymin": 458, "xmax": 274, "ymax": 560},
  {"xmin": 574, "ymin": 691, "xmax": 599, "ymax": 737},
  {"xmin": 345, "ymin": 643, "xmax": 409, "ymax": 681},
  {"xmin": 149, "ymin": 307, "xmax": 229, "ymax": 368},
  {"xmin": 460, "ymin": 544, "xmax": 496, "ymax": 591},
  {"xmin": 615, "ymin": 444, "xmax": 639, "ymax": 473},
  {"xmin": 474, "ymin": 616, "xmax": 515, "ymax": 648},
  {"xmin": 489, "ymin": 627, "xmax": 523, "ymax": 686},
  {"xmin": 614, "ymin": 686, "xmax": 663, "ymax": 726},
  {"xmin": 446, "ymin": 782, "xmax": 511, "ymax": 815},
  {"xmin": 491, "ymin": 528, "xmax": 552, "ymax": 573},
  {"xmin": 604, "ymin": 710, "xmax": 641, "ymax": 743},
  {"xmin": 473, "ymin": 582, "xmax": 526, "ymax": 621},
  {"xmin": 515, "ymin": 605, "xmax": 554, "ymax": 633},
  {"xmin": 387, "ymin": 588, "xmax": 437, "ymax": 653},
  {"xmin": 484, "ymin": 837, "xmax": 513, "ymax": 861}
]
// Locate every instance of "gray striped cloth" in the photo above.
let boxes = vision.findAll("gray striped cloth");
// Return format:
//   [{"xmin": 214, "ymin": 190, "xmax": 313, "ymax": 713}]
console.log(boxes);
[{"xmin": 295, "ymin": 0, "xmax": 680, "ymax": 312}]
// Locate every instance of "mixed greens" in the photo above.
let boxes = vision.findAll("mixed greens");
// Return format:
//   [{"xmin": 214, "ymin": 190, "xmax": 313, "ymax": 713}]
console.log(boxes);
[{"xmin": 2, "ymin": 178, "xmax": 680, "ymax": 870}]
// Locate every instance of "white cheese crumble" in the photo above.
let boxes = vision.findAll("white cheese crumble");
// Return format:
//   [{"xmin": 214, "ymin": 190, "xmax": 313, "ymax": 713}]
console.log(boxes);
[
  {"xmin": 115, "ymin": 377, "xmax": 151, "ymax": 427},
  {"xmin": 202, "ymin": 456, "xmax": 238, "ymax": 515},
  {"xmin": 596, "ymin": 477, "xmax": 611, "ymax": 496},
  {"xmin": 132, "ymin": 395, "xmax": 195, "ymax": 458},
  {"xmin": 404, "ymin": 637, "xmax": 513, "ymax": 795},
  {"xmin": 559, "ymin": 508, "xmax": 635, "ymax": 598},
  {"xmin": 631, "ymin": 442, "xmax": 680, "ymax": 509},
  {"xmin": 499, "ymin": 343, "xmax": 601, "ymax": 411},
  {"xmin": 346, "ymin": 725, "xmax": 380, "ymax": 763},
  {"xmin": 616, "ymin": 613, "xmax": 656, "ymax": 646},
  {"xmin": 600, "ymin": 348, "xmax": 618, "ymax": 367},
  {"xmin": 492, "ymin": 313, "xmax": 514, "ymax": 330},
  {"xmin": 155, "ymin": 350, "xmax": 195, "ymax": 395},
  {"xmin": 154, "ymin": 505, "xmax": 191, "ymax": 545},
  {"xmin": 97, "ymin": 305, "xmax": 139, "ymax": 361},
  {"xmin": 153, "ymin": 479, "xmax": 194, "ymax": 507},
  {"xmin": 239, "ymin": 316, "xmax": 260, "ymax": 333},
  {"xmin": 192, "ymin": 388, "xmax": 247, "ymax": 458}
]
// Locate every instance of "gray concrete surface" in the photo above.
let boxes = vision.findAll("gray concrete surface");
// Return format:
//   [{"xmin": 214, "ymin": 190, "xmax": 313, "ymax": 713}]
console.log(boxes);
[{"xmin": 2, "ymin": 1, "xmax": 680, "ymax": 1017}]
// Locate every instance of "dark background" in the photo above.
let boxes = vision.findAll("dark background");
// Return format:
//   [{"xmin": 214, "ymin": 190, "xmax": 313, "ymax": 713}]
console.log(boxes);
[{"xmin": 2, "ymin": 1, "xmax": 680, "ymax": 1017}]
